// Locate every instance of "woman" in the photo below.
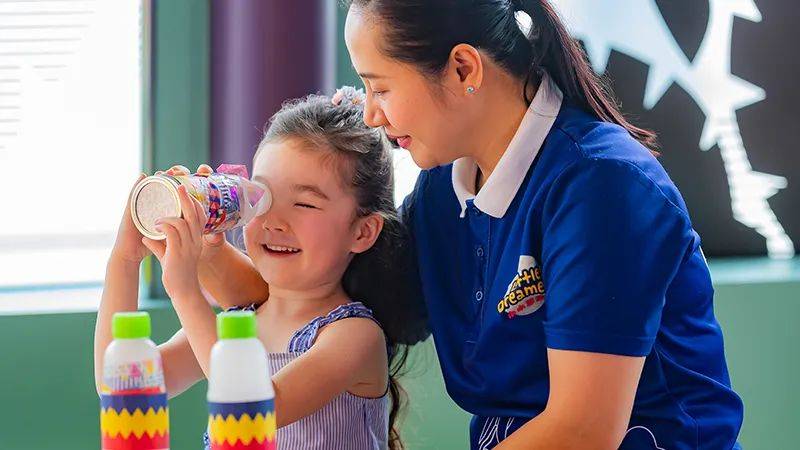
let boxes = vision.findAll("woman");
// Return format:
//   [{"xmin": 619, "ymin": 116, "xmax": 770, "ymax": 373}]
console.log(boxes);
[{"xmin": 195, "ymin": 1, "xmax": 744, "ymax": 448}]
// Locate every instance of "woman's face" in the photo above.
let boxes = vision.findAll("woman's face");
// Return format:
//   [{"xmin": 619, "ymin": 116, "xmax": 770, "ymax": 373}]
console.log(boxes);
[
  {"xmin": 243, "ymin": 138, "xmax": 362, "ymax": 291},
  {"xmin": 344, "ymin": 6, "xmax": 471, "ymax": 169}
]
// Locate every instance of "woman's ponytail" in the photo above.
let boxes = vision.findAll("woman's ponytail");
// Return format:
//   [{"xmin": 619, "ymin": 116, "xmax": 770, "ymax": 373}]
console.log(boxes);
[{"xmin": 515, "ymin": 0, "xmax": 659, "ymax": 150}]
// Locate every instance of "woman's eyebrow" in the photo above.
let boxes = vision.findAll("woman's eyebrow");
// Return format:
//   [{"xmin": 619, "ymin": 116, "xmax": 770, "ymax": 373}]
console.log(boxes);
[
  {"xmin": 358, "ymin": 72, "xmax": 387, "ymax": 80},
  {"xmin": 292, "ymin": 184, "xmax": 330, "ymax": 201}
]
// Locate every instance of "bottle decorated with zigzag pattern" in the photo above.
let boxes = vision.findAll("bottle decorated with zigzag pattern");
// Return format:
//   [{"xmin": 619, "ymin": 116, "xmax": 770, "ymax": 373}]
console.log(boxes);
[
  {"xmin": 207, "ymin": 311, "xmax": 276, "ymax": 450},
  {"xmin": 100, "ymin": 312, "xmax": 169, "ymax": 450}
]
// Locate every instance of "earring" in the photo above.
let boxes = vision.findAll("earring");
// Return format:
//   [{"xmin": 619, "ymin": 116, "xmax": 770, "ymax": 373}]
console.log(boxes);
[{"xmin": 466, "ymin": 86, "xmax": 476, "ymax": 94}]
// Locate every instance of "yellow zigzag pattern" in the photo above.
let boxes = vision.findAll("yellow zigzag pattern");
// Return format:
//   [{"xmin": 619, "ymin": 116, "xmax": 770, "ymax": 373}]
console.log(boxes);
[
  {"xmin": 100, "ymin": 407, "xmax": 169, "ymax": 439},
  {"xmin": 208, "ymin": 412, "xmax": 277, "ymax": 446}
]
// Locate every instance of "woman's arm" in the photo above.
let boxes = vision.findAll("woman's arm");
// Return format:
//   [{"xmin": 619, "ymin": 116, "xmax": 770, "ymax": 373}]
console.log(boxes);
[
  {"xmin": 495, "ymin": 349, "xmax": 644, "ymax": 450},
  {"xmin": 197, "ymin": 240, "xmax": 269, "ymax": 309},
  {"xmin": 271, "ymin": 318, "xmax": 388, "ymax": 427}
]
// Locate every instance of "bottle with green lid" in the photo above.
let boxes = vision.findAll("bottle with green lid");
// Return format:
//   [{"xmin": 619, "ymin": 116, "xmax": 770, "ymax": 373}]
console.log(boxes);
[
  {"xmin": 100, "ymin": 311, "xmax": 169, "ymax": 449},
  {"xmin": 207, "ymin": 311, "xmax": 276, "ymax": 450}
]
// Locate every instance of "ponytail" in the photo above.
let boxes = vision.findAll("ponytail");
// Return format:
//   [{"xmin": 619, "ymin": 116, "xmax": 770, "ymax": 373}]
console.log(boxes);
[{"xmin": 515, "ymin": 0, "xmax": 659, "ymax": 150}]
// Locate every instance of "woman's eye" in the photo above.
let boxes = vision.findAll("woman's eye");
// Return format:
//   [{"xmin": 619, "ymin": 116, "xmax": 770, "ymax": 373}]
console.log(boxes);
[
  {"xmin": 373, "ymin": 90, "xmax": 387, "ymax": 97},
  {"xmin": 295, "ymin": 203, "xmax": 317, "ymax": 209}
]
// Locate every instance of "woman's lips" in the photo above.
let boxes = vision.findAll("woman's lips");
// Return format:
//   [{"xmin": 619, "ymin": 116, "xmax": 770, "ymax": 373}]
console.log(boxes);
[
  {"xmin": 387, "ymin": 133, "xmax": 412, "ymax": 149},
  {"xmin": 396, "ymin": 136, "xmax": 412, "ymax": 149}
]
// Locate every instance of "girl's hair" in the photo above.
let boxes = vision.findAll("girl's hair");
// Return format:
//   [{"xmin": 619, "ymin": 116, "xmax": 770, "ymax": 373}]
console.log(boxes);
[
  {"xmin": 258, "ymin": 87, "xmax": 430, "ymax": 450},
  {"xmin": 346, "ymin": 0, "xmax": 659, "ymax": 151}
]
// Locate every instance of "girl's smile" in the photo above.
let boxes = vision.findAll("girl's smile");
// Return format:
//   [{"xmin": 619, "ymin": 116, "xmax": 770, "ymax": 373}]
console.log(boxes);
[{"xmin": 262, "ymin": 244, "xmax": 302, "ymax": 255}]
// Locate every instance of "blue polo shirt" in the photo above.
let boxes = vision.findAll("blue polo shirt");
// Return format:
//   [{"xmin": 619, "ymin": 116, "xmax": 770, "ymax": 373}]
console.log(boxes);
[{"xmin": 402, "ymin": 74, "xmax": 743, "ymax": 449}]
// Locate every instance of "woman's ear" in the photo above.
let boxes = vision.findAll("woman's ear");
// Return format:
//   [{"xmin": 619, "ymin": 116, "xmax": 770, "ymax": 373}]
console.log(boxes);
[
  {"xmin": 351, "ymin": 213, "xmax": 385, "ymax": 254},
  {"xmin": 444, "ymin": 43, "xmax": 484, "ymax": 95}
]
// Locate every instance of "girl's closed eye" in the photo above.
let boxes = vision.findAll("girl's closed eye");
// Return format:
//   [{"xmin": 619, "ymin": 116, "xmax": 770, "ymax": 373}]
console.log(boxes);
[{"xmin": 289, "ymin": 184, "xmax": 329, "ymax": 210}]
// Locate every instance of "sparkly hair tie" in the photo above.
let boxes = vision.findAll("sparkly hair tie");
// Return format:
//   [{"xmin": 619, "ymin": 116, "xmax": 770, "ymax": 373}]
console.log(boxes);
[{"xmin": 332, "ymin": 86, "xmax": 366, "ymax": 106}]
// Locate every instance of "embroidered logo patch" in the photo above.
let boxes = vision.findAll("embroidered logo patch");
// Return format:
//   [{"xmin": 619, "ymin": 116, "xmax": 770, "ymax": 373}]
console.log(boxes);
[{"xmin": 497, "ymin": 255, "xmax": 545, "ymax": 318}]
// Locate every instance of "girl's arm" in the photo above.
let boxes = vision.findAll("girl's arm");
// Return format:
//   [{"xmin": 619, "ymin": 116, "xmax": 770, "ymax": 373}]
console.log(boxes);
[
  {"xmin": 166, "ymin": 289, "xmax": 218, "ymax": 378},
  {"xmin": 94, "ymin": 255, "xmax": 142, "ymax": 393},
  {"xmin": 271, "ymin": 318, "xmax": 388, "ymax": 427},
  {"xmin": 495, "ymin": 349, "xmax": 645, "ymax": 450},
  {"xmin": 93, "ymin": 256, "xmax": 205, "ymax": 398},
  {"xmin": 197, "ymin": 240, "xmax": 269, "ymax": 309},
  {"xmin": 159, "ymin": 329, "xmax": 206, "ymax": 398},
  {"xmin": 95, "ymin": 175, "xmax": 205, "ymax": 398}
]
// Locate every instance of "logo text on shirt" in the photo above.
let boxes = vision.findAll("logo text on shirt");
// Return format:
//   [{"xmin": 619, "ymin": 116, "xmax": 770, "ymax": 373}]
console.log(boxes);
[{"xmin": 498, "ymin": 255, "xmax": 545, "ymax": 319}]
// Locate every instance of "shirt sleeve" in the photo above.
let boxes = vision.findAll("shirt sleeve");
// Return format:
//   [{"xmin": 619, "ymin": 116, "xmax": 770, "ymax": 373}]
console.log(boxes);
[{"xmin": 541, "ymin": 157, "xmax": 694, "ymax": 357}]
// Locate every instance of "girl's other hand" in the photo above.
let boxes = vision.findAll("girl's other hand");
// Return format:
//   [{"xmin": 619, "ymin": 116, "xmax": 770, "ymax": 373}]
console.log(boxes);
[
  {"xmin": 110, "ymin": 174, "xmax": 150, "ymax": 265},
  {"xmin": 142, "ymin": 185, "xmax": 208, "ymax": 300},
  {"xmin": 164, "ymin": 164, "xmax": 227, "ymax": 261}
]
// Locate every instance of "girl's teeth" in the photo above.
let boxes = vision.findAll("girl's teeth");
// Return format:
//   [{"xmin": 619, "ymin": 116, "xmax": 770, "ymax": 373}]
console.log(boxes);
[{"xmin": 267, "ymin": 245, "xmax": 300, "ymax": 253}]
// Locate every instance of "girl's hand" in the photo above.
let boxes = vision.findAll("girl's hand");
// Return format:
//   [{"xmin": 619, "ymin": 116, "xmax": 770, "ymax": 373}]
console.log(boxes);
[
  {"xmin": 110, "ymin": 174, "xmax": 150, "ymax": 265},
  {"xmin": 142, "ymin": 184, "xmax": 208, "ymax": 300},
  {"xmin": 165, "ymin": 164, "xmax": 227, "ymax": 261}
]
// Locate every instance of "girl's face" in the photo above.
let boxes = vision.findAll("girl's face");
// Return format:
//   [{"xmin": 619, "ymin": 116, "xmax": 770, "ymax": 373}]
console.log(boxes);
[
  {"xmin": 243, "ymin": 138, "xmax": 373, "ymax": 292},
  {"xmin": 344, "ymin": 7, "xmax": 472, "ymax": 169}
]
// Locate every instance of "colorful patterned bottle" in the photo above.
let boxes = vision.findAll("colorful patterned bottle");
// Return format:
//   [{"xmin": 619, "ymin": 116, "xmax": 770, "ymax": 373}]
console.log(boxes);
[
  {"xmin": 130, "ymin": 164, "xmax": 272, "ymax": 241},
  {"xmin": 207, "ymin": 311, "xmax": 276, "ymax": 450},
  {"xmin": 100, "ymin": 312, "xmax": 169, "ymax": 450}
]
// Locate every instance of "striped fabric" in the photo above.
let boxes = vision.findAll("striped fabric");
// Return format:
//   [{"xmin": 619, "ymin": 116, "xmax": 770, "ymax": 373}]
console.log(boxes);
[{"xmin": 204, "ymin": 302, "xmax": 389, "ymax": 450}]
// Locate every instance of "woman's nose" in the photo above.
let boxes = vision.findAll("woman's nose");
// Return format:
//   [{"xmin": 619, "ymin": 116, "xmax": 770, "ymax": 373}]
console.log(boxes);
[{"xmin": 363, "ymin": 95, "xmax": 388, "ymax": 128}]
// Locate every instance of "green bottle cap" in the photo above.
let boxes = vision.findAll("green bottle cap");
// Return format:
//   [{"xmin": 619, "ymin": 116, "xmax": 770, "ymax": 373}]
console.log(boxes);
[
  {"xmin": 217, "ymin": 311, "xmax": 258, "ymax": 339},
  {"xmin": 112, "ymin": 312, "xmax": 151, "ymax": 339}
]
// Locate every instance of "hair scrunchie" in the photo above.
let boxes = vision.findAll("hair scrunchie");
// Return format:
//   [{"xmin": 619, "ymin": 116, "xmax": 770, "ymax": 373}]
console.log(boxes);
[{"xmin": 331, "ymin": 86, "xmax": 366, "ymax": 106}]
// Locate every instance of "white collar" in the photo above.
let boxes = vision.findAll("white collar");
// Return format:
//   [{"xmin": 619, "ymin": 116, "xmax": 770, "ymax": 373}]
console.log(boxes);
[{"xmin": 452, "ymin": 72, "xmax": 563, "ymax": 218}]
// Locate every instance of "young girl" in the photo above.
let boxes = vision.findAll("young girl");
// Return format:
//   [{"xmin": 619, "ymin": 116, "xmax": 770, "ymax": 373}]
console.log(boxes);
[
  {"xmin": 194, "ymin": 1, "xmax": 746, "ymax": 449},
  {"xmin": 94, "ymin": 88, "xmax": 428, "ymax": 450}
]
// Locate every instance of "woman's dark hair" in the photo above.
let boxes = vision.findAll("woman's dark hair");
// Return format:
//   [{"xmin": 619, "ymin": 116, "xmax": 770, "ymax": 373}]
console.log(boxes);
[
  {"xmin": 346, "ymin": 0, "xmax": 659, "ymax": 151},
  {"xmin": 258, "ymin": 88, "xmax": 429, "ymax": 450}
]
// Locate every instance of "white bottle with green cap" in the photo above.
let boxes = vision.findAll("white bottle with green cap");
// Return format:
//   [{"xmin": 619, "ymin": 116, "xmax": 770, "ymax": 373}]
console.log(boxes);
[
  {"xmin": 100, "ymin": 311, "xmax": 169, "ymax": 449},
  {"xmin": 207, "ymin": 311, "xmax": 276, "ymax": 450}
]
